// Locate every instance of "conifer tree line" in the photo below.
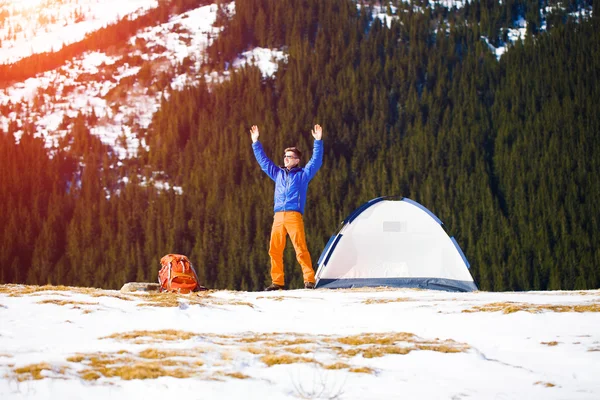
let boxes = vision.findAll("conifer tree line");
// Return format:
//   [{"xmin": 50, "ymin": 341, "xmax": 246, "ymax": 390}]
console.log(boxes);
[{"xmin": 0, "ymin": 0, "xmax": 598, "ymax": 291}]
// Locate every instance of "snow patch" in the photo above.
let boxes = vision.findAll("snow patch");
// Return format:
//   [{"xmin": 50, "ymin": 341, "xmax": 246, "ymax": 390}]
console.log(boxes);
[
  {"xmin": 232, "ymin": 47, "xmax": 288, "ymax": 78},
  {"xmin": 0, "ymin": 0, "xmax": 159, "ymax": 64}
]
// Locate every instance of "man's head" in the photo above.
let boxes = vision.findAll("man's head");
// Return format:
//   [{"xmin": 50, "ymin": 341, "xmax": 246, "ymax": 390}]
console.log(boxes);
[{"xmin": 283, "ymin": 147, "xmax": 301, "ymax": 169}]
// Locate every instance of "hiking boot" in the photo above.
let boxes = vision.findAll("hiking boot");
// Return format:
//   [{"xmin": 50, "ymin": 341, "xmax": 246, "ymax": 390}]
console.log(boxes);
[
  {"xmin": 304, "ymin": 281, "xmax": 315, "ymax": 289},
  {"xmin": 264, "ymin": 283, "xmax": 284, "ymax": 291}
]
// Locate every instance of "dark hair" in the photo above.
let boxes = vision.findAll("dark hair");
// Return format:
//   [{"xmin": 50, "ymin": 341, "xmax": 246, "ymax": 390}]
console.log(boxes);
[{"xmin": 284, "ymin": 147, "xmax": 302, "ymax": 159}]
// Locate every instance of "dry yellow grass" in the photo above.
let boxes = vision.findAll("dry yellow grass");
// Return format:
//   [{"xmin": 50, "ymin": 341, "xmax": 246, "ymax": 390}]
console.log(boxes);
[
  {"xmin": 541, "ymin": 341, "xmax": 559, "ymax": 346},
  {"xmin": 12, "ymin": 362, "xmax": 68, "ymax": 381},
  {"xmin": 0, "ymin": 285, "xmax": 249, "ymax": 308},
  {"xmin": 31, "ymin": 292, "xmax": 69, "ymax": 297},
  {"xmin": 1, "ymin": 284, "xmax": 124, "ymax": 298},
  {"xmin": 102, "ymin": 330, "xmax": 197, "ymax": 342},
  {"xmin": 1, "ymin": 284, "xmax": 79, "ymax": 296},
  {"xmin": 221, "ymin": 331, "xmax": 469, "ymax": 362},
  {"xmin": 86, "ymin": 362, "xmax": 194, "ymax": 380},
  {"xmin": 138, "ymin": 348, "xmax": 204, "ymax": 359},
  {"xmin": 67, "ymin": 350, "xmax": 206, "ymax": 381},
  {"xmin": 415, "ymin": 342, "xmax": 468, "ymax": 353},
  {"xmin": 260, "ymin": 354, "xmax": 317, "ymax": 367},
  {"xmin": 66, "ymin": 355, "xmax": 87, "ymax": 363},
  {"xmin": 255, "ymin": 295, "xmax": 303, "ymax": 301},
  {"xmin": 360, "ymin": 345, "xmax": 413, "ymax": 358},
  {"xmin": 222, "ymin": 372, "xmax": 250, "ymax": 379},
  {"xmin": 349, "ymin": 366, "xmax": 375, "ymax": 374},
  {"xmin": 243, "ymin": 347, "xmax": 265, "ymax": 355},
  {"xmin": 237, "ymin": 334, "xmax": 315, "ymax": 353},
  {"xmin": 0, "ymin": 284, "xmax": 138, "ymax": 302},
  {"xmin": 135, "ymin": 292, "xmax": 253, "ymax": 308},
  {"xmin": 463, "ymin": 302, "xmax": 600, "ymax": 314},
  {"xmin": 37, "ymin": 299, "xmax": 99, "ymax": 307},
  {"xmin": 285, "ymin": 346, "xmax": 311, "ymax": 354},
  {"xmin": 338, "ymin": 332, "xmax": 415, "ymax": 346},
  {"xmin": 324, "ymin": 362, "xmax": 350, "ymax": 370},
  {"xmin": 238, "ymin": 333, "xmax": 276, "ymax": 343},
  {"xmin": 10, "ymin": 330, "xmax": 471, "ymax": 382},
  {"xmin": 335, "ymin": 332, "xmax": 469, "ymax": 359},
  {"xmin": 80, "ymin": 370, "xmax": 103, "ymax": 380},
  {"xmin": 363, "ymin": 298, "xmax": 410, "ymax": 305},
  {"xmin": 89, "ymin": 292, "xmax": 135, "ymax": 301},
  {"xmin": 273, "ymin": 338, "xmax": 313, "ymax": 346},
  {"xmin": 534, "ymin": 381, "xmax": 556, "ymax": 388}
]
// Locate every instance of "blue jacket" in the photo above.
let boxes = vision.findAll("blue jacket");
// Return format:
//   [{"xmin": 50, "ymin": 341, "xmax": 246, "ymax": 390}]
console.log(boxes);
[{"xmin": 252, "ymin": 140, "xmax": 323, "ymax": 215}]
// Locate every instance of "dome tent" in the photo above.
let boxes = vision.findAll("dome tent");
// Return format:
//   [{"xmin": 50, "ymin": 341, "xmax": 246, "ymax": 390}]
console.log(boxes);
[{"xmin": 314, "ymin": 197, "xmax": 477, "ymax": 292}]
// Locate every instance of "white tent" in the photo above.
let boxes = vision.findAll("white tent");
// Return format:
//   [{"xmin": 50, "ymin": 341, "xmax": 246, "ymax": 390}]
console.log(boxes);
[{"xmin": 314, "ymin": 197, "xmax": 478, "ymax": 292}]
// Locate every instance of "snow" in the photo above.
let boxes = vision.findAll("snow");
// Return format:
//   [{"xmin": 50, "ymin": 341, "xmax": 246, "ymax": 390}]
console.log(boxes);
[
  {"xmin": 435, "ymin": 0, "xmax": 469, "ymax": 8},
  {"xmin": 482, "ymin": 37, "xmax": 507, "ymax": 60},
  {"xmin": 0, "ymin": 0, "xmax": 159, "ymax": 65},
  {"xmin": 569, "ymin": 6, "xmax": 593, "ymax": 20},
  {"xmin": 482, "ymin": 16, "xmax": 527, "ymax": 60},
  {"xmin": 1, "ymin": 284, "xmax": 599, "ymax": 399},
  {"xmin": 232, "ymin": 47, "xmax": 288, "ymax": 78},
  {"xmin": 0, "ymin": 1, "xmax": 286, "ymax": 163},
  {"xmin": 507, "ymin": 16, "xmax": 527, "ymax": 43},
  {"xmin": 357, "ymin": 3, "xmax": 400, "ymax": 28}
]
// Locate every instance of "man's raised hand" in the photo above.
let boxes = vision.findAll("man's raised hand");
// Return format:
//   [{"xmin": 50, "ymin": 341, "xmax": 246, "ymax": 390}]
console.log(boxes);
[
  {"xmin": 312, "ymin": 124, "xmax": 323, "ymax": 140},
  {"xmin": 250, "ymin": 125, "xmax": 260, "ymax": 143}
]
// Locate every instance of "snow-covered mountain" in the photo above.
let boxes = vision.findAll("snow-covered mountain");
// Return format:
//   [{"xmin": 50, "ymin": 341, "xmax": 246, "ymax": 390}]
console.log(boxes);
[
  {"xmin": 1, "ymin": 284, "xmax": 599, "ymax": 399},
  {"xmin": 0, "ymin": 0, "xmax": 285, "ymax": 161},
  {"xmin": 0, "ymin": 0, "xmax": 593, "ymax": 175}
]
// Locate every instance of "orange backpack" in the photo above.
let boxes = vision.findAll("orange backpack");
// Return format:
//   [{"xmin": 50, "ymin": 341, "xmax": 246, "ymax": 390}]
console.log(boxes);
[{"xmin": 158, "ymin": 254, "xmax": 201, "ymax": 293}]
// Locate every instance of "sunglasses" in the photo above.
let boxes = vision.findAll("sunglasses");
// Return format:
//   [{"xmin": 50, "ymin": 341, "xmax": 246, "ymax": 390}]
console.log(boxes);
[{"xmin": 283, "ymin": 155, "xmax": 298, "ymax": 159}]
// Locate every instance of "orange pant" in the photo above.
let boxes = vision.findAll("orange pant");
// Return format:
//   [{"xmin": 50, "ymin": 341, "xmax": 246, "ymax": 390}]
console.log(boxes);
[{"xmin": 269, "ymin": 211, "xmax": 315, "ymax": 286}]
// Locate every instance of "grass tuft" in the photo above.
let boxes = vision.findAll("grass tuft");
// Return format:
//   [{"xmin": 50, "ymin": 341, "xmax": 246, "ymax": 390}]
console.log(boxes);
[
  {"xmin": 136, "ymin": 292, "xmax": 253, "ymax": 308},
  {"xmin": 324, "ymin": 362, "xmax": 350, "ymax": 370},
  {"xmin": 93, "ymin": 362, "xmax": 193, "ymax": 380},
  {"xmin": 286, "ymin": 346, "xmax": 311, "ymax": 354},
  {"xmin": 541, "ymin": 341, "xmax": 559, "ymax": 346},
  {"xmin": 363, "ymin": 298, "xmax": 410, "ymax": 305},
  {"xmin": 1, "ymin": 284, "xmax": 129, "ymax": 299},
  {"xmin": 349, "ymin": 366, "xmax": 375, "ymax": 374},
  {"xmin": 261, "ymin": 354, "xmax": 316, "ymax": 367},
  {"xmin": 338, "ymin": 332, "xmax": 415, "ymax": 346},
  {"xmin": 534, "ymin": 381, "xmax": 556, "ymax": 387},
  {"xmin": 335, "ymin": 333, "xmax": 469, "ymax": 358},
  {"xmin": 415, "ymin": 343, "xmax": 467, "ymax": 353},
  {"xmin": 67, "ymin": 350, "xmax": 204, "ymax": 381},
  {"xmin": 273, "ymin": 338, "xmax": 313, "ymax": 346},
  {"xmin": 102, "ymin": 330, "xmax": 196, "ymax": 342},
  {"xmin": 223, "ymin": 372, "xmax": 250, "ymax": 379},
  {"xmin": 37, "ymin": 299, "xmax": 99, "ymax": 307},
  {"xmin": 243, "ymin": 347, "xmax": 265, "ymax": 355},
  {"xmin": 361, "ymin": 345, "xmax": 413, "ymax": 358},
  {"xmin": 463, "ymin": 302, "xmax": 600, "ymax": 314},
  {"xmin": 138, "ymin": 348, "xmax": 203, "ymax": 359},
  {"xmin": 13, "ymin": 363, "xmax": 68, "ymax": 381}
]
